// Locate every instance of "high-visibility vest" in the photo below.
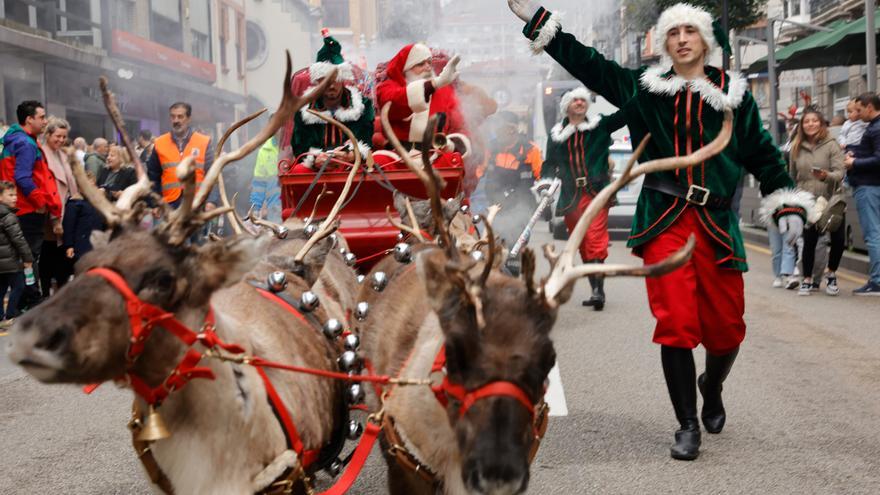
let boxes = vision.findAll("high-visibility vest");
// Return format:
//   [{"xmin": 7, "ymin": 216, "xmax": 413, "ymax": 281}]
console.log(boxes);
[{"xmin": 155, "ymin": 131, "xmax": 210, "ymax": 204}]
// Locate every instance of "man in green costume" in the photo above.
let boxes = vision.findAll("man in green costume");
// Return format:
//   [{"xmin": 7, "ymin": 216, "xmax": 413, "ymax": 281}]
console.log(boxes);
[
  {"xmin": 508, "ymin": 1, "xmax": 815, "ymax": 460},
  {"xmin": 291, "ymin": 32, "xmax": 374, "ymax": 171}
]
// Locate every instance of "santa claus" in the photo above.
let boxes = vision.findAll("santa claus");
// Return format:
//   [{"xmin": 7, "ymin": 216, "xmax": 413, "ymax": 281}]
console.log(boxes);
[{"xmin": 376, "ymin": 43, "xmax": 466, "ymax": 148}]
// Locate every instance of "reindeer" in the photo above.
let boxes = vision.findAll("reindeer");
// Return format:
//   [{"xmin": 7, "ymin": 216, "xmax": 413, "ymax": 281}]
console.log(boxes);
[
  {"xmin": 353, "ymin": 106, "xmax": 734, "ymax": 495},
  {"xmin": 6, "ymin": 57, "xmax": 366, "ymax": 494}
]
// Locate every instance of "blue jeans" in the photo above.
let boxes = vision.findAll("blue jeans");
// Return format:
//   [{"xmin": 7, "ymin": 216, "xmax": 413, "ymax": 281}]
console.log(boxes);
[
  {"xmin": 854, "ymin": 185, "xmax": 880, "ymax": 284},
  {"xmin": 767, "ymin": 224, "xmax": 797, "ymax": 277},
  {"xmin": 0, "ymin": 271, "xmax": 25, "ymax": 319}
]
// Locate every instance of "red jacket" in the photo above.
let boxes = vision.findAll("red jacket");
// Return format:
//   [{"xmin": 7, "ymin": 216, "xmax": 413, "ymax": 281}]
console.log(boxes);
[
  {"xmin": 376, "ymin": 44, "xmax": 466, "ymax": 144},
  {"xmin": 0, "ymin": 125, "xmax": 62, "ymax": 218}
]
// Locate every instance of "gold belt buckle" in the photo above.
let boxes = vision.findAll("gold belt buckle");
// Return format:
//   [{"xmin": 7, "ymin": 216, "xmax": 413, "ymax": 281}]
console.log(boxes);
[{"xmin": 575, "ymin": 177, "xmax": 587, "ymax": 188}]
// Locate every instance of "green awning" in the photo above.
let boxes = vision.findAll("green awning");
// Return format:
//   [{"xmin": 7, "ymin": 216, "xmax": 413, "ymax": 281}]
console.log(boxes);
[
  {"xmin": 747, "ymin": 19, "xmax": 850, "ymax": 73},
  {"xmin": 777, "ymin": 9, "xmax": 880, "ymax": 71}
]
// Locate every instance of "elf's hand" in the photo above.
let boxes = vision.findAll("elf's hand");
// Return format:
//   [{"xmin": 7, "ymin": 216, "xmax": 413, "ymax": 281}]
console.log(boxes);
[
  {"xmin": 508, "ymin": 0, "xmax": 540, "ymax": 22},
  {"xmin": 434, "ymin": 55, "xmax": 461, "ymax": 89}
]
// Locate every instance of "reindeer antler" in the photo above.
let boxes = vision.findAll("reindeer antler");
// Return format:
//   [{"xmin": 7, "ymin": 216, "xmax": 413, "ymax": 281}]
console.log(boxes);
[
  {"xmin": 386, "ymin": 204, "xmax": 425, "ymax": 242},
  {"xmin": 540, "ymin": 109, "xmax": 734, "ymax": 305},
  {"xmin": 214, "ymin": 108, "xmax": 268, "ymax": 235},
  {"xmin": 293, "ymin": 110, "xmax": 363, "ymax": 263}
]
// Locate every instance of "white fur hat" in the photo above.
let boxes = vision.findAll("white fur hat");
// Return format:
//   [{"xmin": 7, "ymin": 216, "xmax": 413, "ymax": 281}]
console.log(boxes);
[
  {"xmin": 404, "ymin": 43, "xmax": 432, "ymax": 72},
  {"xmin": 309, "ymin": 61, "xmax": 354, "ymax": 84},
  {"xmin": 559, "ymin": 87, "xmax": 591, "ymax": 115},
  {"xmin": 655, "ymin": 3, "xmax": 717, "ymax": 59}
]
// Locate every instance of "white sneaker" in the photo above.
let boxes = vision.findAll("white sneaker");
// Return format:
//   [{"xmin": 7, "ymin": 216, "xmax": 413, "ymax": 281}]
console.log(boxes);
[
  {"xmin": 784, "ymin": 276, "xmax": 800, "ymax": 290},
  {"xmin": 772, "ymin": 277, "xmax": 784, "ymax": 288},
  {"xmin": 798, "ymin": 281, "xmax": 813, "ymax": 296},
  {"xmin": 825, "ymin": 274, "xmax": 839, "ymax": 296}
]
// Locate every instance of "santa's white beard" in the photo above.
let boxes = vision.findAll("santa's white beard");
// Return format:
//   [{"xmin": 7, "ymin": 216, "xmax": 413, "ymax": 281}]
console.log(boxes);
[{"xmin": 405, "ymin": 70, "xmax": 435, "ymax": 83}]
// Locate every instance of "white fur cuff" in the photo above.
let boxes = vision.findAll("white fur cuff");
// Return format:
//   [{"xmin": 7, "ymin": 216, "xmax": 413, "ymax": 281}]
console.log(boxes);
[
  {"xmin": 530, "ymin": 12, "xmax": 562, "ymax": 54},
  {"xmin": 406, "ymin": 80, "xmax": 430, "ymax": 113},
  {"xmin": 758, "ymin": 188, "xmax": 816, "ymax": 226}
]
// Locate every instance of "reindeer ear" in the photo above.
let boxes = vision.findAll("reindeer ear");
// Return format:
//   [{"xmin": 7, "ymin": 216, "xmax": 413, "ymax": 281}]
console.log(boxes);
[
  {"xmin": 442, "ymin": 193, "xmax": 464, "ymax": 221},
  {"xmin": 416, "ymin": 248, "xmax": 456, "ymax": 314},
  {"xmin": 392, "ymin": 191, "xmax": 408, "ymax": 223},
  {"xmin": 184, "ymin": 235, "xmax": 269, "ymax": 307}
]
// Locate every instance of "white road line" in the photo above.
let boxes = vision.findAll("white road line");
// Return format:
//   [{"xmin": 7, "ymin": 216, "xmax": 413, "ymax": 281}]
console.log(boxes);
[{"xmin": 545, "ymin": 364, "xmax": 568, "ymax": 417}]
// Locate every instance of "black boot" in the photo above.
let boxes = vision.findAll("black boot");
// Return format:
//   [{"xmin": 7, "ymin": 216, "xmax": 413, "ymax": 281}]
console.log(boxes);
[
  {"xmin": 582, "ymin": 260, "xmax": 606, "ymax": 310},
  {"xmin": 698, "ymin": 347, "xmax": 739, "ymax": 434},
  {"xmin": 661, "ymin": 345, "xmax": 701, "ymax": 461}
]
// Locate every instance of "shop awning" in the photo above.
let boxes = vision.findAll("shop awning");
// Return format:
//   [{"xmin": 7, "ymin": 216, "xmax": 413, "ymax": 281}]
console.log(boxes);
[{"xmin": 746, "ymin": 19, "xmax": 850, "ymax": 73}]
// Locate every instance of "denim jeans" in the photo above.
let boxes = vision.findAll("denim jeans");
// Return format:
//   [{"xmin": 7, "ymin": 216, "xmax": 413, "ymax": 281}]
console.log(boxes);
[
  {"xmin": 854, "ymin": 185, "xmax": 880, "ymax": 284},
  {"xmin": 767, "ymin": 224, "xmax": 797, "ymax": 277},
  {"xmin": 0, "ymin": 271, "xmax": 25, "ymax": 319}
]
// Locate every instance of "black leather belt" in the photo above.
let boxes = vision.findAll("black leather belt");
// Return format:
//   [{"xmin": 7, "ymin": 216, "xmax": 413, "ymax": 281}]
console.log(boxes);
[
  {"xmin": 575, "ymin": 174, "xmax": 609, "ymax": 188},
  {"xmin": 642, "ymin": 175, "xmax": 732, "ymax": 209}
]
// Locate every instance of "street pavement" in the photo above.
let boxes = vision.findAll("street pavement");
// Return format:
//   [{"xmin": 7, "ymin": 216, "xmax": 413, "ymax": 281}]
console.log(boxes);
[{"xmin": 2, "ymin": 227, "xmax": 879, "ymax": 494}]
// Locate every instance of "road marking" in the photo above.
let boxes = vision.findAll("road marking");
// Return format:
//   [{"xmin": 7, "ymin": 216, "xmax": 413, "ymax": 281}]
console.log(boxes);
[
  {"xmin": 545, "ymin": 364, "xmax": 568, "ymax": 417},
  {"xmin": 0, "ymin": 332, "xmax": 7, "ymax": 337},
  {"xmin": 744, "ymin": 242, "xmax": 867, "ymax": 284}
]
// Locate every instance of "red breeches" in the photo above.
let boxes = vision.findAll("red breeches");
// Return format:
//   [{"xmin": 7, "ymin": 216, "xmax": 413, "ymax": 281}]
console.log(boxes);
[{"xmin": 563, "ymin": 193, "xmax": 610, "ymax": 261}]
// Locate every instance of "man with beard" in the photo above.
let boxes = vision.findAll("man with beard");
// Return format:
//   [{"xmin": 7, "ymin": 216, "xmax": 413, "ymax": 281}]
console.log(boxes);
[
  {"xmin": 376, "ymin": 43, "xmax": 464, "ymax": 150},
  {"xmin": 147, "ymin": 102, "xmax": 217, "ymax": 209}
]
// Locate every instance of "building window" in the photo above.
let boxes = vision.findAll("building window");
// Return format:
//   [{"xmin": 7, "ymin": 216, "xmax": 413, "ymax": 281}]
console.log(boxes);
[
  {"xmin": 323, "ymin": 0, "xmax": 351, "ymax": 29},
  {"xmin": 151, "ymin": 0, "xmax": 184, "ymax": 52},
  {"xmin": 219, "ymin": 5, "xmax": 229, "ymax": 72},
  {"xmin": 189, "ymin": 0, "xmax": 212, "ymax": 62},
  {"xmin": 236, "ymin": 12, "xmax": 245, "ymax": 78},
  {"xmin": 246, "ymin": 20, "xmax": 269, "ymax": 70},
  {"xmin": 109, "ymin": 0, "xmax": 137, "ymax": 33}
]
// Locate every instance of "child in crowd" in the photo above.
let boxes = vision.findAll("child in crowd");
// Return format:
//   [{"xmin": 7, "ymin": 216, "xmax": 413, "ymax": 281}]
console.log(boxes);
[
  {"xmin": 0, "ymin": 180, "xmax": 34, "ymax": 327},
  {"xmin": 62, "ymin": 171, "xmax": 104, "ymax": 263}
]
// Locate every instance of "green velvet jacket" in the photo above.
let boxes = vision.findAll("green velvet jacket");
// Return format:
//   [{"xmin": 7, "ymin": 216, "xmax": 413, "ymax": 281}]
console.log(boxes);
[
  {"xmin": 292, "ymin": 86, "xmax": 374, "ymax": 165},
  {"xmin": 525, "ymin": 7, "xmax": 805, "ymax": 271},
  {"xmin": 541, "ymin": 112, "xmax": 626, "ymax": 216}
]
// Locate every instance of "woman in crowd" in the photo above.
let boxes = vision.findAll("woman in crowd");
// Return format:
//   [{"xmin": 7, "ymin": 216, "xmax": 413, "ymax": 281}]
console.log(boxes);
[
  {"xmin": 96, "ymin": 145, "xmax": 137, "ymax": 201},
  {"xmin": 789, "ymin": 108, "xmax": 846, "ymax": 296},
  {"xmin": 40, "ymin": 117, "xmax": 77, "ymax": 297}
]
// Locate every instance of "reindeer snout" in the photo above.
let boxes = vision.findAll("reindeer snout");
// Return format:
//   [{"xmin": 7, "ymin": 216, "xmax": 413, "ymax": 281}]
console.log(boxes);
[
  {"xmin": 463, "ymin": 456, "xmax": 529, "ymax": 495},
  {"xmin": 34, "ymin": 324, "xmax": 73, "ymax": 354}
]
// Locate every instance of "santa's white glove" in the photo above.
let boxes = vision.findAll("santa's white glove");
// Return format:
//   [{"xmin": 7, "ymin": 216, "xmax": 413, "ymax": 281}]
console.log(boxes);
[
  {"xmin": 433, "ymin": 55, "xmax": 461, "ymax": 89},
  {"xmin": 777, "ymin": 214, "xmax": 804, "ymax": 247},
  {"xmin": 508, "ymin": 0, "xmax": 541, "ymax": 22}
]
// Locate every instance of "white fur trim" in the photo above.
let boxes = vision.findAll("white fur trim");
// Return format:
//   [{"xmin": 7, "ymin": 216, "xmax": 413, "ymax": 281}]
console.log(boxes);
[
  {"xmin": 757, "ymin": 188, "xmax": 816, "ymax": 226},
  {"xmin": 309, "ymin": 61, "xmax": 354, "ymax": 83},
  {"xmin": 656, "ymin": 3, "xmax": 717, "ymax": 58},
  {"xmin": 446, "ymin": 133, "xmax": 471, "ymax": 157},
  {"xmin": 551, "ymin": 115, "xmax": 601, "ymax": 142},
  {"xmin": 347, "ymin": 140, "xmax": 372, "ymax": 156},
  {"xmin": 406, "ymin": 80, "xmax": 430, "ymax": 113},
  {"xmin": 559, "ymin": 87, "xmax": 592, "ymax": 115},
  {"xmin": 251, "ymin": 450, "xmax": 298, "ymax": 492},
  {"xmin": 404, "ymin": 43, "xmax": 432, "ymax": 72},
  {"xmin": 300, "ymin": 147, "xmax": 322, "ymax": 169},
  {"xmin": 300, "ymin": 86, "xmax": 366, "ymax": 124},
  {"xmin": 639, "ymin": 64, "xmax": 748, "ymax": 111},
  {"xmin": 530, "ymin": 12, "xmax": 562, "ymax": 54}
]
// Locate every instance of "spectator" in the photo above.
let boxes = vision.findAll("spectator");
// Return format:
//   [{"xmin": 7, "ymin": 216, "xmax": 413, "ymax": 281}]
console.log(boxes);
[
  {"xmin": 97, "ymin": 145, "xmax": 137, "ymax": 201},
  {"xmin": 838, "ymin": 98, "xmax": 869, "ymax": 152},
  {"xmin": 62, "ymin": 171, "xmax": 104, "ymax": 262},
  {"xmin": 828, "ymin": 114, "xmax": 845, "ymax": 141},
  {"xmin": 40, "ymin": 117, "xmax": 77, "ymax": 297},
  {"xmin": 72, "ymin": 137, "xmax": 87, "ymax": 166},
  {"xmin": 788, "ymin": 108, "xmax": 846, "ymax": 296},
  {"xmin": 147, "ymin": 102, "xmax": 217, "ymax": 210},
  {"xmin": 0, "ymin": 100, "xmax": 62, "ymax": 310},
  {"xmin": 250, "ymin": 132, "xmax": 281, "ymax": 222},
  {"xmin": 0, "ymin": 180, "xmax": 34, "ymax": 327},
  {"xmin": 136, "ymin": 129, "xmax": 154, "ymax": 165},
  {"xmin": 844, "ymin": 93, "xmax": 880, "ymax": 295},
  {"xmin": 83, "ymin": 137, "xmax": 108, "ymax": 177}
]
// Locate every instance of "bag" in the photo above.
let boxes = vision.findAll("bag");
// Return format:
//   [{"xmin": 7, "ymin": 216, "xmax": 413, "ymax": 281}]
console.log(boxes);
[{"xmin": 816, "ymin": 183, "xmax": 846, "ymax": 234}]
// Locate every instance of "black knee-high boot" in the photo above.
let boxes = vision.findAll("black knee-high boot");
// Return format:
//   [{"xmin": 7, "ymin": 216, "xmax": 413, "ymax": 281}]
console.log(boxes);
[
  {"xmin": 582, "ymin": 260, "xmax": 606, "ymax": 310},
  {"xmin": 698, "ymin": 347, "xmax": 739, "ymax": 434},
  {"xmin": 661, "ymin": 345, "xmax": 700, "ymax": 460}
]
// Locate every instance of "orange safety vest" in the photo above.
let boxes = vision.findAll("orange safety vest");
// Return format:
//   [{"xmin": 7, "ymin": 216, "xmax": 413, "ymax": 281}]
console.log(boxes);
[{"xmin": 154, "ymin": 131, "xmax": 210, "ymax": 204}]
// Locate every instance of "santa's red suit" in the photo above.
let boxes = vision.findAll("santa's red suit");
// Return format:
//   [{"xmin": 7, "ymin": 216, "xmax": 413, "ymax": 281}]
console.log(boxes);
[{"xmin": 376, "ymin": 43, "xmax": 466, "ymax": 145}]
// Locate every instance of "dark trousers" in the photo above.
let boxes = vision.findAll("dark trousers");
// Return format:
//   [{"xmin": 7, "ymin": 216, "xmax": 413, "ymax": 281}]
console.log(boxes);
[
  {"xmin": 39, "ymin": 241, "xmax": 72, "ymax": 298},
  {"xmin": 17, "ymin": 212, "xmax": 47, "ymax": 310},
  {"xmin": 802, "ymin": 219, "xmax": 846, "ymax": 278},
  {"xmin": 0, "ymin": 271, "xmax": 25, "ymax": 319}
]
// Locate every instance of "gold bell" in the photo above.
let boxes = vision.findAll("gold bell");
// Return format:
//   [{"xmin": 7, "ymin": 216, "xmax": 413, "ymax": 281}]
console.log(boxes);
[{"xmin": 136, "ymin": 404, "xmax": 171, "ymax": 442}]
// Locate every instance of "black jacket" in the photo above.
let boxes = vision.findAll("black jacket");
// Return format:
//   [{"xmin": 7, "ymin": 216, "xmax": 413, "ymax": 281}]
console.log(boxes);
[
  {"xmin": 0, "ymin": 204, "xmax": 34, "ymax": 273},
  {"xmin": 850, "ymin": 115, "xmax": 880, "ymax": 187},
  {"xmin": 62, "ymin": 199, "xmax": 105, "ymax": 260},
  {"xmin": 97, "ymin": 166, "xmax": 137, "ymax": 201}
]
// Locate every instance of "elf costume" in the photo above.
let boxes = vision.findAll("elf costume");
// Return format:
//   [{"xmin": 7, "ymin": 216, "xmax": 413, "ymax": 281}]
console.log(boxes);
[
  {"xmin": 517, "ymin": 2, "xmax": 814, "ymax": 461},
  {"xmin": 291, "ymin": 33, "xmax": 374, "ymax": 170},
  {"xmin": 540, "ymin": 87, "xmax": 626, "ymax": 310}
]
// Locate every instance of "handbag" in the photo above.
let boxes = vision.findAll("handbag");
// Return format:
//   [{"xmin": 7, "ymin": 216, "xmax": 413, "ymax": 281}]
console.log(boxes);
[{"xmin": 816, "ymin": 182, "xmax": 846, "ymax": 234}]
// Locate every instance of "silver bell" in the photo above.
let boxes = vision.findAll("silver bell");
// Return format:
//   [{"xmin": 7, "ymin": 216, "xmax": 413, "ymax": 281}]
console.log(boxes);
[
  {"xmin": 339, "ymin": 247, "xmax": 347, "ymax": 255},
  {"xmin": 338, "ymin": 351, "xmax": 362, "ymax": 373},
  {"xmin": 322, "ymin": 319, "xmax": 344, "ymax": 340},
  {"xmin": 343, "ymin": 333, "xmax": 360, "ymax": 352},
  {"xmin": 300, "ymin": 291, "xmax": 320, "ymax": 312},
  {"xmin": 328, "ymin": 233, "xmax": 338, "ymax": 248},
  {"xmin": 347, "ymin": 420, "xmax": 364, "ymax": 440},
  {"xmin": 325, "ymin": 459, "xmax": 343, "ymax": 477},
  {"xmin": 347, "ymin": 383, "xmax": 365, "ymax": 404},
  {"xmin": 344, "ymin": 252, "xmax": 357, "ymax": 267},
  {"xmin": 354, "ymin": 301, "xmax": 369, "ymax": 321},
  {"xmin": 459, "ymin": 204, "xmax": 470, "ymax": 214},
  {"xmin": 356, "ymin": 274, "xmax": 366, "ymax": 284},
  {"xmin": 396, "ymin": 232, "xmax": 405, "ymax": 241},
  {"xmin": 471, "ymin": 215, "xmax": 482, "ymax": 225},
  {"xmin": 470, "ymin": 250, "xmax": 485, "ymax": 262},
  {"xmin": 267, "ymin": 271, "xmax": 287, "ymax": 292},
  {"xmin": 276, "ymin": 226, "xmax": 289, "ymax": 239},
  {"xmin": 371, "ymin": 271, "xmax": 388, "ymax": 292},
  {"xmin": 303, "ymin": 223, "xmax": 318, "ymax": 237},
  {"xmin": 393, "ymin": 243, "xmax": 412, "ymax": 263}
]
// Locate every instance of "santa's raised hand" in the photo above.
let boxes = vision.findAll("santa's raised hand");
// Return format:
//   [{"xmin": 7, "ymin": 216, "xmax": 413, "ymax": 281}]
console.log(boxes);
[
  {"xmin": 508, "ymin": 0, "xmax": 540, "ymax": 21},
  {"xmin": 434, "ymin": 54, "xmax": 461, "ymax": 89}
]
